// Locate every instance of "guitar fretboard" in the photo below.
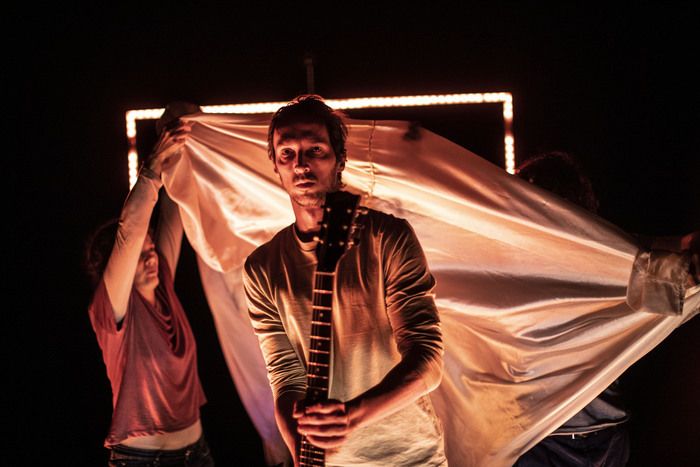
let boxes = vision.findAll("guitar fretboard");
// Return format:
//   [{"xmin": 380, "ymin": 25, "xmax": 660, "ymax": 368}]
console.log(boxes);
[{"xmin": 299, "ymin": 270, "xmax": 334, "ymax": 467}]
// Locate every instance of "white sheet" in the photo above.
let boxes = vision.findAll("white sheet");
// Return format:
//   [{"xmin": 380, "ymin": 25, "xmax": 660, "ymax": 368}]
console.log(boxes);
[{"xmin": 162, "ymin": 112, "xmax": 698, "ymax": 466}]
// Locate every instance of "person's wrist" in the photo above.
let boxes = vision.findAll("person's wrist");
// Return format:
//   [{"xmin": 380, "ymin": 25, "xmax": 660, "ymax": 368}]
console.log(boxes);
[
  {"xmin": 345, "ymin": 397, "xmax": 365, "ymax": 430},
  {"xmin": 139, "ymin": 159, "xmax": 161, "ymax": 180},
  {"xmin": 139, "ymin": 166, "xmax": 159, "ymax": 181}
]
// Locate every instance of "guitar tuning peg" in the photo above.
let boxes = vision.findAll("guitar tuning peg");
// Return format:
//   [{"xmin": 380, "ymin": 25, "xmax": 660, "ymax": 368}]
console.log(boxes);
[
  {"xmin": 322, "ymin": 223, "xmax": 328, "ymax": 228},
  {"xmin": 342, "ymin": 225, "xmax": 348, "ymax": 230},
  {"xmin": 339, "ymin": 241, "xmax": 345, "ymax": 246},
  {"xmin": 325, "ymin": 207, "xmax": 332, "ymax": 212},
  {"xmin": 313, "ymin": 235, "xmax": 320, "ymax": 242}
]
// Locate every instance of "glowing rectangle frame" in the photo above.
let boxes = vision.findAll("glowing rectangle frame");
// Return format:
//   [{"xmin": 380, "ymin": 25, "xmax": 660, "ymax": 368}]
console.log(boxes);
[{"xmin": 126, "ymin": 92, "xmax": 515, "ymax": 188}]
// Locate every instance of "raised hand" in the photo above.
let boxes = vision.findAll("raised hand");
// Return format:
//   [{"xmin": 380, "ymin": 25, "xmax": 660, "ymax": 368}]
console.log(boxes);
[{"xmin": 143, "ymin": 119, "xmax": 193, "ymax": 178}]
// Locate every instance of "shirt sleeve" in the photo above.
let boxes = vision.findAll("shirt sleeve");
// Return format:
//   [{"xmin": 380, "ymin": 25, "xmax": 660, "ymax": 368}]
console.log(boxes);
[
  {"xmin": 89, "ymin": 279, "xmax": 123, "ymax": 335},
  {"xmin": 382, "ymin": 218, "xmax": 444, "ymax": 392},
  {"xmin": 88, "ymin": 279, "xmax": 131, "ymax": 362},
  {"xmin": 627, "ymin": 249, "xmax": 692, "ymax": 315},
  {"xmin": 244, "ymin": 255, "xmax": 308, "ymax": 401}
]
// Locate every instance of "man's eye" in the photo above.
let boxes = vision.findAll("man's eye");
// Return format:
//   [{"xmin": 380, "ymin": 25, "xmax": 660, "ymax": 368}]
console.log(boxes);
[
  {"xmin": 309, "ymin": 146, "xmax": 323, "ymax": 156},
  {"xmin": 279, "ymin": 149, "xmax": 294, "ymax": 160}
]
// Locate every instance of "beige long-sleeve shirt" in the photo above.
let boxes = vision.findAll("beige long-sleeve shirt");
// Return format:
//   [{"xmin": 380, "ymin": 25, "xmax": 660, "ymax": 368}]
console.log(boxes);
[{"xmin": 244, "ymin": 209, "xmax": 446, "ymax": 466}]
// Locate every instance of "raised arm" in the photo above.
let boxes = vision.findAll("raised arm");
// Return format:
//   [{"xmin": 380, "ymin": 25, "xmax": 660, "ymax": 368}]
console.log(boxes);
[
  {"xmin": 155, "ymin": 191, "xmax": 184, "ymax": 277},
  {"xmin": 102, "ymin": 120, "xmax": 191, "ymax": 322}
]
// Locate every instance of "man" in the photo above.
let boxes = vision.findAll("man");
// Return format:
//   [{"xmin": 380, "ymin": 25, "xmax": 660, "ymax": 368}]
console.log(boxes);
[
  {"xmin": 243, "ymin": 95, "xmax": 447, "ymax": 465},
  {"xmin": 514, "ymin": 152, "xmax": 630, "ymax": 466},
  {"xmin": 514, "ymin": 151, "xmax": 699, "ymax": 466},
  {"xmin": 85, "ymin": 103, "xmax": 214, "ymax": 466}
]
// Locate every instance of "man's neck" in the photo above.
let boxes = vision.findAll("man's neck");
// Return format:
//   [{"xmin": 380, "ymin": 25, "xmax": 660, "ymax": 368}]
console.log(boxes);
[{"xmin": 292, "ymin": 202, "xmax": 324, "ymax": 234}]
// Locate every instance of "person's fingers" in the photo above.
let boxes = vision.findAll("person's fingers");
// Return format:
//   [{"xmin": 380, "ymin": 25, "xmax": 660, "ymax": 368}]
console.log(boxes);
[
  {"xmin": 164, "ymin": 117, "xmax": 184, "ymax": 132},
  {"xmin": 297, "ymin": 412, "xmax": 349, "ymax": 427},
  {"xmin": 298, "ymin": 426, "xmax": 350, "ymax": 446},
  {"xmin": 304, "ymin": 434, "xmax": 348, "ymax": 449},
  {"xmin": 165, "ymin": 126, "xmax": 191, "ymax": 140},
  {"xmin": 293, "ymin": 400, "xmax": 306, "ymax": 419},
  {"xmin": 304, "ymin": 400, "xmax": 345, "ymax": 415}
]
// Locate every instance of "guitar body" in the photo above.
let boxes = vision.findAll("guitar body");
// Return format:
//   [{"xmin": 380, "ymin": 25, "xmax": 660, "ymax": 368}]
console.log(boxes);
[{"xmin": 298, "ymin": 191, "xmax": 364, "ymax": 467}]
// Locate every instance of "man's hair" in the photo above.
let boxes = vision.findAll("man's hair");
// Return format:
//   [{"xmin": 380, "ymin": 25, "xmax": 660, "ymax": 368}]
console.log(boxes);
[
  {"xmin": 83, "ymin": 220, "xmax": 154, "ymax": 286},
  {"xmin": 267, "ymin": 95, "xmax": 348, "ymax": 163},
  {"xmin": 516, "ymin": 151, "xmax": 599, "ymax": 213}
]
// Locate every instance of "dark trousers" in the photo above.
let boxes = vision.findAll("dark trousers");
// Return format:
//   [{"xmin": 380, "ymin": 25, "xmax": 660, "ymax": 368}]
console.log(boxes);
[
  {"xmin": 514, "ymin": 424, "xmax": 629, "ymax": 467},
  {"xmin": 108, "ymin": 435, "xmax": 215, "ymax": 467}
]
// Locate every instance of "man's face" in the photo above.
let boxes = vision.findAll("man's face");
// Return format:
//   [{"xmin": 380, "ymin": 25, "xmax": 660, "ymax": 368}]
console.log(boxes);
[
  {"xmin": 272, "ymin": 122, "xmax": 345, "ymax": 207},
  {"xmin": 134, "ymin": 234, "xmax": 159, "ymax": 294}
]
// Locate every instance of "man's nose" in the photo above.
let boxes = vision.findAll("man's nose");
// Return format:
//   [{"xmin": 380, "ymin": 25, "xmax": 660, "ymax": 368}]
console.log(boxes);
[{"xmin": 293, "ymin": 152, "xmax": 309, "ymax": 172}]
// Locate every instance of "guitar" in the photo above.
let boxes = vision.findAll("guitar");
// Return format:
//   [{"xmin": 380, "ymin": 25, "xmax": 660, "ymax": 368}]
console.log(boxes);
[{"xmin": 298, "ymin": 190, "xmax": 365, "ymax": 467}]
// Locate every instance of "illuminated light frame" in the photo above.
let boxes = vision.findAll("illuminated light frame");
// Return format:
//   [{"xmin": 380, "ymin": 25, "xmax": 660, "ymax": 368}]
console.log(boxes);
[{"xmin": 126, "ymin": 92, "xmax": 515, "ymax": 188}]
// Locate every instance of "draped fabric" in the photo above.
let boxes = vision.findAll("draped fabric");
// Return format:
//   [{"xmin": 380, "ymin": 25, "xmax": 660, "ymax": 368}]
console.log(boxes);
[{"xmin": 162, "ymin": 112, "xmax": 698, "ymax": 466}]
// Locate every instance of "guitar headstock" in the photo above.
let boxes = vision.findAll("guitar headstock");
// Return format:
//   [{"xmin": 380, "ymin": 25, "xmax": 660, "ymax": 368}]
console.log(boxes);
[{"xmin": 315, "ymin": 191, "xmax": 367, "ymax": 273}]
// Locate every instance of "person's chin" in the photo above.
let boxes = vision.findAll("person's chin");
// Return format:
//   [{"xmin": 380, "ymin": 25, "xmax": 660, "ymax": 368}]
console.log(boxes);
[
  {"xmin": 146, "ymin": 275, "xmax": 159, "ymax": 288},
  {"xmin": 292, "ymin": 192, "xmax": 324, "ymax": 207}
]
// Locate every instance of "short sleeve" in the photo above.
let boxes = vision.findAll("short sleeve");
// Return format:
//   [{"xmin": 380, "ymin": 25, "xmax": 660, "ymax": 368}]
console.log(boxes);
[{"xmin": 88, "ymin": 279, "xmax": 122, "ymax": 335}]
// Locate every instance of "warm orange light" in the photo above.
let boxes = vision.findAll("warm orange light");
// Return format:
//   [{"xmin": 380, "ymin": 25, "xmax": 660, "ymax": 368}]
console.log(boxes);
[
  {"xmin": 504, "ymin": 135, "xmax": 515, "ymax": 174},
  {"xmin": 126, "ymin": 92, "xmax": 516, "ymax": 187},
  {"xmin": 128, "ymin": 149, "xmax": 139, "ymax": 185}
]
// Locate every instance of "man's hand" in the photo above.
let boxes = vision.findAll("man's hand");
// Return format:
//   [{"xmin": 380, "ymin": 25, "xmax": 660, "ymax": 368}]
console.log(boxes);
[
  {"xmin": 294, "ymin": 399, "xmax": 355, "ymax": 450},
  {"xmin": 144, "ymin": 119, "xmax": 193, "ymax": 177}
]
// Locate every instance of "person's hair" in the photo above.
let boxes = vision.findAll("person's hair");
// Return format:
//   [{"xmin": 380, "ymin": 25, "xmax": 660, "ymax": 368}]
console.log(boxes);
[
  {"xmin": 84, "ymin": 219, "xmax": 120, "ymax": 286},
  {"xmin": 516, "ymin": 151, "xmax": 599, "ymax": 213},
  {"xmin": 83, "ymin": 219, "xmax": 153, "ymax": 286},
  {"xmin": 267, "ymin": 94, "xmax": 348, "ymax": 163}
]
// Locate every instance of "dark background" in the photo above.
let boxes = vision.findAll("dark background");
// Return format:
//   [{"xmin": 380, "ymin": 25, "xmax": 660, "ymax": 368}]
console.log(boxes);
[{"xmin": 14, "ymin": 4, "xmax": 699, "ymax": 466}]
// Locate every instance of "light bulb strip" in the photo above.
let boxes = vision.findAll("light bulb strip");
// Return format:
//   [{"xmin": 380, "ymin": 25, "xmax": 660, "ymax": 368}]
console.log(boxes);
[{"xmin": 126, "ymin": 92, "xmax": 516, "ymax": 187}]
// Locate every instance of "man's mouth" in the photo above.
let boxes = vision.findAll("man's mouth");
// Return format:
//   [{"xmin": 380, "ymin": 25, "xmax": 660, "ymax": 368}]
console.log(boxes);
[{"xmin": 295, "ymin": 178, "xmax": 316, "ymax": 188}]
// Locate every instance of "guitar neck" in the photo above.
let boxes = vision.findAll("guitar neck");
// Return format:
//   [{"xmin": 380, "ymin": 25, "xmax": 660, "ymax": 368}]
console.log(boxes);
[
  {"xmin": 299, "ymin": 270, "xmax": 334, "ymax": 467},
  {"xmin": 299, "ymin": 190, "xmax": 363, "ymax": 467},
  {"xmin": 307, "ymin": 270, "xmax": 333, "ymax": 400}
]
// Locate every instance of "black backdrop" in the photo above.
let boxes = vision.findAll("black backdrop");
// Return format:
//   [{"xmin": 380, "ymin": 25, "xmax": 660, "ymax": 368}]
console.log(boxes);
[{"xmin": 14, "ymin": 4, "xmax": 699, "ymax": 466}]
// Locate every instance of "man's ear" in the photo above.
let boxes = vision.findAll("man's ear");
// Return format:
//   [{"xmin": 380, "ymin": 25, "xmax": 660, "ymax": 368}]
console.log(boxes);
[
  {"xmin": 337, "ymin": 152, "xmax": 347, "ymax": 172},
  {"xmin": 271, "ymin": 153, "xmax": 279, "ymax": 174}
]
